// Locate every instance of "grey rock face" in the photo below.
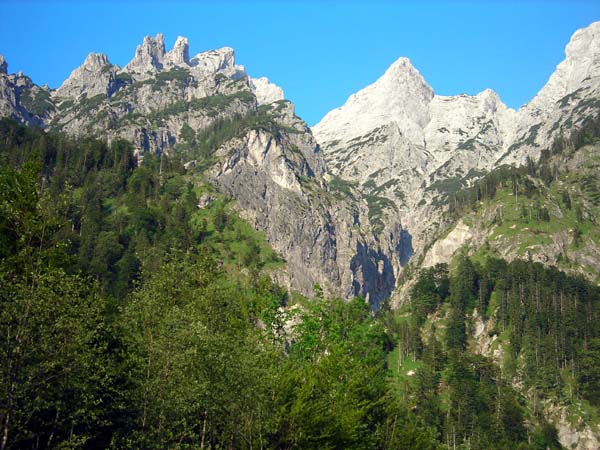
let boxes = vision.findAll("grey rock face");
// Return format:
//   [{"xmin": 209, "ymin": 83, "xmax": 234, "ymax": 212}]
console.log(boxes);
[
  {"xmin": 165, "ymin": 36, "xmax": 190, "ymax": 66},
  {"xmin": 48, "ymin": 36, "xmax": 256, "ymax": 156},
  {"xmin": 0, "ymin": 34, "xmax": 405, "ymax": 304},
  {"xmin": 124, "ymin": 33, "xmax": 166, "ymax": 76},
  {"xmin": 0, "ymin": 55, "xmax": 7, "ymax": 74},
  {"xmin": 249, "ymin": 77, "xmax": 284, "ymax": 105},
  {"xmin": 189, "ymin": 47, "xmax": 244, "ymax": 79},
  {"xmin": 1, "ymin": 24, "xmax": 598, "ymax": 307},
  {"xmin": 39, "ymin": 34, "xmax": 261, "ymax": 158},
  {"xmin": 499, "ymin": 21, "xmax": 600, "ymax": 165},
  {"xmin": 207, "ymin": 115, "xmax": 407, "ymax": 304},
  {"xmin": 56, "ymin": 52, "xmax": 118, "ymax": 98},
  {"xmin": 313, "ymin": 58, "xmax": 518, "ymax": 266},
  {"xmin": 71, "ymin": 75, "xmax": 251, "ymax": 152}
]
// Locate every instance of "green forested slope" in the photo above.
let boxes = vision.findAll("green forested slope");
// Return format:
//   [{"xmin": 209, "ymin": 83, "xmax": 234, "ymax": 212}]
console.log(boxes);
[
  {"xmin": 395, "ymin": 256, "xmax": 600, "ymax": 449},
  {"xmin": 438, "ymin": 125, "xmax": 600, "ymax": 283},
  {"xmin": 0, "ymin": 120, "xmax": 390, "ymax": 449},
  {"xmin": 1, "ymin": 119, "xmax": 599, "ymax": 449}
]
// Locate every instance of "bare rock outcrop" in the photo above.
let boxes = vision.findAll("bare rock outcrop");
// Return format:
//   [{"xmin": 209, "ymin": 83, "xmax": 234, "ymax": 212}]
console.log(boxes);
[
  {"xmin": 56, "ymin": 52, "xmax": 117, "ymax": 98},
  {"xmin": 0, "ymin": 54, "xmax": 7, "ymax": 74}
]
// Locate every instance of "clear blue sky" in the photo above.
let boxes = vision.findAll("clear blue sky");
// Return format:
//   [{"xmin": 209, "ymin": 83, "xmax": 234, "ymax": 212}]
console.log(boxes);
[{"xmin": 1, "ymin": 0, "xmax": 599, "ymax": 125}]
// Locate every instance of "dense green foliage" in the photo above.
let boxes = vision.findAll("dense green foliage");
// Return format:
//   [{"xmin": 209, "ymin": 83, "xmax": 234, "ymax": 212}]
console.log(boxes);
[
  {"xmin": 18, "ymin": 89, "xmax": 54, "ymax": 116},
  {"xmin": 394, "ymin": 256, "xmax": 600, "ymax": 449},
  {"xmin": 0, "ymin": 120, "xmax": 392, "ymax": 449},
  {"xmin": 2, "ymin": 119, "xmax": 599, "ymax": 449}
]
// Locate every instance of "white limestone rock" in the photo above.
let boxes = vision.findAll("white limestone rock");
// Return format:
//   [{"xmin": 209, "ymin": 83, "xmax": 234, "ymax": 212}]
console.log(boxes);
[
  {"xmin": 51, "ymin": 35, "xmax": 260, "ymax": 155},
  {"xmin": 421, "ymin": 220, "xmax": 473, "ymax": 268},
  {"xmin": 313, "ymin": 57, "xmax": 515, "ymax": 258},
  {"xmin": 313, "ymin": 21, "xmax": 600, "ymax": 266},
  {"xmin": 0, "ymin": 69, "xmax": 54, "ymax": 126},
  {"xmin": 207, "ymin": 120, "xmax": 400, "ymax": 304},
  {"xmin": 249, "ymin": 77, "xmax": 284, "ymax": 105},
  {"xmin": 555, "ymin": 410, "xmax": 600, "ymax": 450},
  {"xmin": 528, "ymin": 21, "xmax": 600, "ymax": 112},
  {"xmin": 190, "ymin": 47, "xmax": 245, "ymax": 79},
  {"xmin": 124, "ymin": 33, "xmax": 166, "ymax": 77},
  {"xmin": 500, "ymin": 20, "xmax": 600, "ymax": 164},
  {"xmin": 425, "ymin": 89, "xmax": 516, "ymax": 160},
  {"xmin": 164, "ymin": 36, "xmax": 190, "ymax": 66},
  {"xmin": 314, "ymin": 57, "xmax": 433, "ymax": 145},
  {"xmin": 313, "ymin": 59, "xmax": 514, "ymax": 177},
  {"xmin": 313, "ymin": 59, "xmax": 516, "ymax": 192},
  {"xmin": 55, "ymin": 52, "xmax": 117, "ymax": 99},
  {"xmin": 2, "ymin": 23, "xmax": 598, "ymax": 308},
  {"xmin": 121, "ymin": 34, "xmax": 247, "ymax": 82}
]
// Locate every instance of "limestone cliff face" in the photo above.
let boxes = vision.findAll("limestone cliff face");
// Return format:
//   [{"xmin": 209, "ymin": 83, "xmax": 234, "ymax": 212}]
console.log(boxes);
[
  {"xmin": 48, "ymin": 34, "xmax": 259, "ymax": 156},
  {"xmin": 206, "ymin": 101, "xmax": 406, "ymax": 305},
  {"xmin": 498, "ymin": 22, "xmax": 600, "ymax": 165},
  {"xmin": 421, "ymin": 220, "xmax": 473, "ymax": 268},
  {"xmin": 249, "ymin": 77, "xmax": 284, "ymax": 105},
  {"xmin": 0, "ymin": 55, "xmax": 7, "ymax": 74},
  {"xmin": 56, "ymin": 53, "xmax": 118, "ymax": 99},
  {"xmin": 42, "ymin": 34, "xmax": 289, "ymax": 157},
  {"xmin": 312, "ymin": 58, "xmax": 516, "ymax": 270}
]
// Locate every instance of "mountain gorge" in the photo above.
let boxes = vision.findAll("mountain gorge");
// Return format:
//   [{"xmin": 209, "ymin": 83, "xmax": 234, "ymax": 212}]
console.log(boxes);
[{"xmin": 1, "ymin": 21, "xmax": 600, "ymax": 450}]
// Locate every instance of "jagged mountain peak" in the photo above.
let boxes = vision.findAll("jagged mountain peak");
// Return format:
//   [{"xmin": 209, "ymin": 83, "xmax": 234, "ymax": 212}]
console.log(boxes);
[
  {"xmin": 313, "ymin": 55, "xmax": 434, "ymax": 144},
  {"xmin": 122, "ymin": 33, "xmax": 245, "ymax": 80},
  {"xmin": 165, "ymin": 35, "xmax": 190, "ymax": 65},
  {"xmin": 383, "ymin": 56, "xmax": 423, "ymax": 79},
  {"xmin": 565, "ymin": 20, "xmax": 600, "ymax": 61},
  {"xmin": 465, "ymin": 89, "xmax": 515, "ymax": 119},
  {"xmin": 0, "ymin": 54, "xmax": 7, "ymax": 74},
  {"xmin": 524, "ymin": 21, "xmax": 600, "ymax": 112},
  {"xmin": 312, "ymin": 57, "xmax": 516, "ymax": 150},
  {"xmin": 55, "ymin": 52, "xmax": 116, "ymax": 98},
  {"xmin": 190, "ymin": 46, "xmax": 241, "ymax": 75},
  {"xmin": 475, "ymin": 87, "xmax": 502, "ymax": 103},
  {"xmin": 313, "ymin": 21, "xmax": 600, "ymax": 281},
  {"xmin": 497, "ymin": 21, "xmax": 600, "ymax": 165},
  {"xmin": 82, "ymin": 52, "xmax": 111, "ymax": 69},
  {"xmin": 383, "ymin": 56, "xmax": 415, "ymax": 73},
  {"xmin": 432, "ymin": 88, "xmax": 511, "ymax": 115},
  {"xmin": 143, "ymin": 32, "xmax": 166, "ymax": 48},
  {"xmin": 124, "ymin": 33, "xmax": 166, "ymax": 74},
  {"xmin": 376, "ymin": 56, "xmax": 433, "ymax": 96}
]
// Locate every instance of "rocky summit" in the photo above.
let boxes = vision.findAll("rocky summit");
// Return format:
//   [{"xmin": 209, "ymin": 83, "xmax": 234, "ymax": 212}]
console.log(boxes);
[
  {"xmin": 313, "ymin": 21, "xmax": 600, "ymax": 279},
  {"xmin": 0, "ymin": 33, "xmax": 284, "ymax": 155}
]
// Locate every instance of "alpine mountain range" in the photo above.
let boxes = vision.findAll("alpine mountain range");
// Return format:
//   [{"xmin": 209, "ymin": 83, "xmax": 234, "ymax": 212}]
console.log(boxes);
[{"xmin": 1, "ymin": 22, "xmax": 599, "ymax": 307}]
